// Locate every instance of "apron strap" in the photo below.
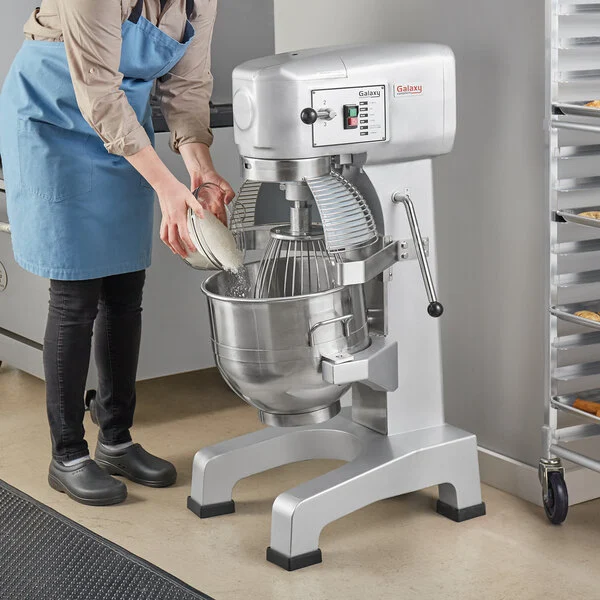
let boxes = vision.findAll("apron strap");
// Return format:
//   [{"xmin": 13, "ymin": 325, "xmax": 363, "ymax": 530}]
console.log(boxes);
[
  {"xmin": 130, "ymin": 0, "xmax": 193, "ymax": 24},
  {"xmin": 186, "ymin": 0, "xmax": 194, "ymax": 20},
  {"xmin": 128, "ymin": 0, "xmax": 144, "ymax": 23}
]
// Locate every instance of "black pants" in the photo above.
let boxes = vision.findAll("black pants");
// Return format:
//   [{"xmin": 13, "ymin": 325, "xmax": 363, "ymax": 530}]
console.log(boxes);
[{"xmin": 43, "ymin": 271, "xmax": 145, "ymax": 462}]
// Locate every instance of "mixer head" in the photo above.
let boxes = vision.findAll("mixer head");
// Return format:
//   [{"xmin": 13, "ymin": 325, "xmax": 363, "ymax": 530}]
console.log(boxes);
[
  {"xmin": 231, "ymin": 44, "xmax": 456, "ymax": 298},
  {"xmin": 232, "ymin": 43, "xmax": 456, "ymax": 164}
]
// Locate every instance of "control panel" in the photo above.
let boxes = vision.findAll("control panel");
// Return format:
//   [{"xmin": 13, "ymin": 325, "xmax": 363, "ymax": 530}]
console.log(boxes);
[{"xmin": 311, "ymin": 85, "xmax": 386, "ymax": 148}]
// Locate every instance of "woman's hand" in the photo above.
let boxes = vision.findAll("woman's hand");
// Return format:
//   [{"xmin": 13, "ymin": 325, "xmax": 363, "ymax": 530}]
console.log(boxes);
[
  {"xmin": 180, "ymin": 143, "xmax": 235, "ymax": 226},
  {"xmin": 155, "ymin": 177, "xmax": 204, "ymax": 259},
  {"xmin": 124, "ymin": 143, "xmax": 234, "ymax": 259}
]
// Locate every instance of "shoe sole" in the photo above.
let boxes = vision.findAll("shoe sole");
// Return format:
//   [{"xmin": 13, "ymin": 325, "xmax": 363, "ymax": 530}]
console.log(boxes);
[
  {"xmin": 48, "ymin": 473, "xmax": 127, "ymax": 506},
  {"xmin": 94, "ymin": 458, "xmax": 177, "ymax": 488}
]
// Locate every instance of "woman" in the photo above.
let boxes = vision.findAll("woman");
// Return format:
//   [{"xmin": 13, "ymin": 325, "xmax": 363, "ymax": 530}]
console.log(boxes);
[{"xmin": 0, "ymin": 0, "xmax": 234, "ymax": 506}]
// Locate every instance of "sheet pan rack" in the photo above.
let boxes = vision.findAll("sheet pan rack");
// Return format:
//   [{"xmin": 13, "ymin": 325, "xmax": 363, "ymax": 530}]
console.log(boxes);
[{"xmin": 543, "ymin": 0, "xmax": 600, "ymax": 524}]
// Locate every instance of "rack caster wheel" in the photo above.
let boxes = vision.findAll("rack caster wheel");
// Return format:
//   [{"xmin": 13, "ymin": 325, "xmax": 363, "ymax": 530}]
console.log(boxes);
[
  {"xmin": 543, "ymin": 471, "xmax": 568, "ymax": 525},
  {"xmin": 84, "ymin": 390, "xmax": 98, "ymax": 425}
]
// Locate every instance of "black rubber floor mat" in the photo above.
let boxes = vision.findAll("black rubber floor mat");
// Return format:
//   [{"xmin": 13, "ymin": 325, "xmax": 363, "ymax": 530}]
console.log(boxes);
[{"xmin": 0, "ymin": 479, "xmax": 214, "ymax": 600}]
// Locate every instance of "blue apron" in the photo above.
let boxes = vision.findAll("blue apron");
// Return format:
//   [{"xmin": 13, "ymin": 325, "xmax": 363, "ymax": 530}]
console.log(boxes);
[{"xmin": 0, "ymin": 0, "xmax": 195, "ymax": 280}]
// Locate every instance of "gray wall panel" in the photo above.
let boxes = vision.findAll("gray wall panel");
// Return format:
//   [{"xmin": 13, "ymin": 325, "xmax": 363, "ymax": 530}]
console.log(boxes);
[
  {"xmin": 0, "ymin": 3, "xmax": 36, "ymax": 85},
  {"xmin": 211, "ymin": 0, "xmax": 275, "ymax": 103}
]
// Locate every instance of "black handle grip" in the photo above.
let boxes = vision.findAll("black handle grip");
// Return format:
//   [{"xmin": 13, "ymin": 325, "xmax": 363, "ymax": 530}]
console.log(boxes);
[
  {"xmin": 427, "ymin": 302, "xmax": 444, "ymax": 318},
  {"xmin": 301, "ymin": 108, "xmax": 318, "ymax": 125}
]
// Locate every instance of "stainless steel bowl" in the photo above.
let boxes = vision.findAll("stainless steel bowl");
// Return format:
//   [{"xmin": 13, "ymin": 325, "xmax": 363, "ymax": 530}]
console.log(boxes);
[{"xmin": 202, "ymin": 261, "xmax": 370, "ymax": 427}]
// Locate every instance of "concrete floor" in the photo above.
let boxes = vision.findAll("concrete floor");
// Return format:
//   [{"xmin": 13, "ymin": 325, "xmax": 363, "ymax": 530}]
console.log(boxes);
[{"xmin": 0, "ymin": 364, "xmax": 598, "ymax": 600}]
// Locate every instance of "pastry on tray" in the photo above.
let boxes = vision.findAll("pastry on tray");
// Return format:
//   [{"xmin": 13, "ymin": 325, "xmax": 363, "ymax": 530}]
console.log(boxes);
[
  {"xmin": 574, "ymin": 310, "xmax": 600, "ymax": 322},
  {"xmin": 585, "ymin": 100, "xmax": 600, "ymax": 109},
  {"xmin": 577, "ymin": 211, "xmax": 600, "ymax": 220},
  {"xmin": 573, "ymin": 398, "xmax": 600, "ymax": 416}
]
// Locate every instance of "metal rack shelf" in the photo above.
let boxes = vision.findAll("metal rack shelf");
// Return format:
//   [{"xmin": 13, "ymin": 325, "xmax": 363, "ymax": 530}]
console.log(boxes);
[
  {"xmin": 558, "ymin": 3, "xmax": 600, "ymax": 16},
  {"xmin": 554, "ymin": 102, "xmax": 600, "ymax": 118},
  {"xmin": 554, "ymin": 238, "xmax": 600, "ymax": 254},
  {"xmin": 557, "ymin": 69, "xmax": 600, "ymax": 82},
  {"xmin": 556, "ymin": 177, "xmax": 600, "ymax": 192},
  {"xmin": 559, "ymin": 37, "xmax": 600, "ymax": 49},
  {"xmin": 552, "ymin": 394, "xmax": 600, "ymax": 423},
  {"xmin": 552, "ymin": 117, "xmax": 600, "ymax": 134},
  {"xmin": 553, "ymin": 360, "xmax": 600, "ymax": 381},
  {"xmin": 558, "ymin": 144, "xmax": 600, "ymax": 159},
  {"xmin": 554, "ymin": 330, "xmax": 600, "ymax": 350},
  {"xmin": 555, "ymin": 268, "xmax": 600, "ymax": 287},
  {"xmin": 551, "ymin": 302, "xmax": 600, "ymax": 330},
  {"xmin": 556, "ymin": 207, "xmax": 600, "ymax": 227}
]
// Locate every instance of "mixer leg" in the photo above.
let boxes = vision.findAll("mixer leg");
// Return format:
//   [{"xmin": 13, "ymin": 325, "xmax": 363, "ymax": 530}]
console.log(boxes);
[
  {"xmin": 436, "ymin": 434, "xmax": 488, "ymax": 523},
  {"xmin": 187, "ymin": 419, "xmax": 363, "ymax": 519},
  {"xmin": 266, "ymin": 424, "xmax": 485, "ymax": 570}
]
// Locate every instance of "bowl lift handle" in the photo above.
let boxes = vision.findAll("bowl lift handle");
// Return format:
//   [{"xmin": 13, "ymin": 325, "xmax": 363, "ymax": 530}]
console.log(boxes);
[
  {"xmin": 308, "ymin": 315, "xmax": 354, "ymax": 347},
  {"xmin": 393, "ymin": 193, "xmax": 444, "ymax": 318}
]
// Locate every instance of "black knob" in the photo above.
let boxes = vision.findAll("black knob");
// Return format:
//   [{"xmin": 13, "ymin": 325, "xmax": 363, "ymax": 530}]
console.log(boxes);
[
  {"xmin": 427, "ymin": 302, "xmax": 444, "ymax": 318},
  {"xmin": 301, "ymin": 108, "xmax": 318, "ymax": 125}
]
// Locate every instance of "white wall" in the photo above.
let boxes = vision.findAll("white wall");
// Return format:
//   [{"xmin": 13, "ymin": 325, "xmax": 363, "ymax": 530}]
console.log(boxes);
[{"xmin": 274, "ymin": 0, "xmax": 547, "ymax": 467}]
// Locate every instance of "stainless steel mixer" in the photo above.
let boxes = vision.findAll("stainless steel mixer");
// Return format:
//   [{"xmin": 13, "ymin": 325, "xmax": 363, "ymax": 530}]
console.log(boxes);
[{"xmin": 188, "ymin": 43, "xmax": 485, "ymax": 570}]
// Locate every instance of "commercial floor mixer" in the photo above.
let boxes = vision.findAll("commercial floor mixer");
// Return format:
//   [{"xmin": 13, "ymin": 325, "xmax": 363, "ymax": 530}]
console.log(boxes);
[{"xmin": 187, "ymin": 43, "xmax": 486, "ymax": 570}]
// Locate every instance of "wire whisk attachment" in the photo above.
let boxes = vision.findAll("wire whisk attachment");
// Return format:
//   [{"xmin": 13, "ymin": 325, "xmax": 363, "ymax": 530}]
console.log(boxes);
[{"xmin": 253, "ymin": 226, "xmax": 339, "ymax": 299}]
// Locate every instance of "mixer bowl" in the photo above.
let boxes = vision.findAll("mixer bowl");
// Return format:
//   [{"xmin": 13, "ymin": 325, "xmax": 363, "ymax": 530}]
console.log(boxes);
[{"xmin": 202, "ymin": 261, "xmax": 370, "ymax": 427}]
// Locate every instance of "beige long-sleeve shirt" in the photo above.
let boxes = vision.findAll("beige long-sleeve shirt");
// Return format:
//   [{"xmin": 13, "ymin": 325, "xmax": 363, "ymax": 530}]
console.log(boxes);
[{"xmin": 24, "ymin": 0, "xmax": 216, "ymax": 156}]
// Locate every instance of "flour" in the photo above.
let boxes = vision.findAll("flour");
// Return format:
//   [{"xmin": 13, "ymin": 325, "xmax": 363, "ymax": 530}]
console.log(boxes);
[
  {"xmin": 188, "ymin": 209, "xmax": 244, "ymax": 273},
  {"xmin": 226, "ymin": 266, "xmax": 252, "ymax": 298}
]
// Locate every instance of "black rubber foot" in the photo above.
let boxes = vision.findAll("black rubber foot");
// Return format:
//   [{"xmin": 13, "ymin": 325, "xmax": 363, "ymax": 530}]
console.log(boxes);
[
  {"xmin": 266, "ymin": 547, "xmax": 323, "ymax": 571},
  {"xmin": 436, "ymin": 500, "xmax": 486, "ymax": 522},
  {"xmin": 187, "ymin": 496, "xmax": 235, "ymax": 519}
]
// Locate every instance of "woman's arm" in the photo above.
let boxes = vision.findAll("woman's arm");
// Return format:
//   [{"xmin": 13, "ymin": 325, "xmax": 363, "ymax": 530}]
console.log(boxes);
[
  {"xmin": 157, "ymin": 0, "xmax": 216, "ymax": 154},
  {"xmin": 55, "ymin": 0, "xmax": 150, "ymax": 155},
  {"xmin": 126, "ymin": 147, "xmax": 204, "ymax": 259},
  {"xmin": 55, "ymin": 0, "xmax": 206, "ymax": 259},
  {"xmin": 157, "ymin": 0, "xmax": 235, "ymax": 218}
]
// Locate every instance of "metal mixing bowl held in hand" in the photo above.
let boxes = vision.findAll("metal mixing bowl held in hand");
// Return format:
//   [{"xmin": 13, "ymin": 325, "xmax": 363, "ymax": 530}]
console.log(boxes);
[{"xmin": 202, "ymin": 261, "xmax": 370, "ymax": 427}]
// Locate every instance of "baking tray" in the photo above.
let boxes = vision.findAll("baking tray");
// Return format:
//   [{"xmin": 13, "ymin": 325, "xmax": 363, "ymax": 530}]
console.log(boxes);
[
  {"xmin": 556, "ymin": 207, "xmax": 600, "ymax": 228},
  {"xmin": 551, "ymin": 301, "xmax": 600, "ymax": 331},
  {"xmin": 552, "ymin": 393, "xmax": 600, "ymax": 424},
  {"xmin": 554, "ymin": 102, "xmax": 600, "ymax": 118}
]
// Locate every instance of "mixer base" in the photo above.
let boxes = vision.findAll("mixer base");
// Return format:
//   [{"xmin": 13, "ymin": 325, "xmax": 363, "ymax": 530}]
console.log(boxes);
[{"xmin": 188, "ymin": 408, "xmax": 485, "ymax": 570}]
